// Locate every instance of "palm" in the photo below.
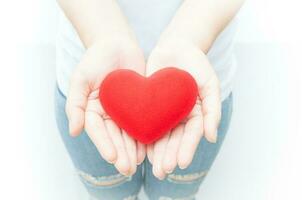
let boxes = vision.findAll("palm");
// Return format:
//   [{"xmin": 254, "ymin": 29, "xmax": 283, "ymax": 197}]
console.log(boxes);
[
  {"xmin": 66, "ymin": 41, "xmax": 146, "ymax": 176},
  {"xmin": 85, "ymin": 92, "xmax": 142, "ymax": 175},
  {"xmin": 146, "ymin": 43, "xmax": 221, "ymax": 179}
]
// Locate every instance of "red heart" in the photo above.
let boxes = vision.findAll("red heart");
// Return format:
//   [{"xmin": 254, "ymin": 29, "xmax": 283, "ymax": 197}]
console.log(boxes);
[{"xmin": 99, "ymin": 67, "xmax": 198, "ymax": 144}]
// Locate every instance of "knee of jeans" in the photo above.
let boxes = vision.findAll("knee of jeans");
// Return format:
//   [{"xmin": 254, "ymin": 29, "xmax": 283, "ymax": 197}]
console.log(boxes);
[
  {"xmin": 158, "ymin": 194, "xmax": 195, "ymax": 200},
  {"xmin": 90, "ymin": 194, "xmax": 138, "ymax": 200},
  {"xmin": 122, "ymin": 195, "xmax": 138, "ymax": 200},
  {"xmin": 77, "ymin": 169, "xmax": 132, "ymax": 188},
  {"xmin": 166, "ymin": 170, "xmax": 208, "ymax": 184}
]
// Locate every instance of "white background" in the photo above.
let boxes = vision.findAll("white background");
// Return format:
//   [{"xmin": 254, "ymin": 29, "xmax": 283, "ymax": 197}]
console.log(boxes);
[{"xmin": 0, "ymin": 0, "xmax": 301, "ymax": 199}]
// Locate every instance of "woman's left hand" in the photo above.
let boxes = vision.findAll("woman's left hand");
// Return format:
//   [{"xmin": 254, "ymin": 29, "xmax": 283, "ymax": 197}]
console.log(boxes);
[{"xmin": 146, "ymin": 38, "xmax": 222, "ymax": 180}]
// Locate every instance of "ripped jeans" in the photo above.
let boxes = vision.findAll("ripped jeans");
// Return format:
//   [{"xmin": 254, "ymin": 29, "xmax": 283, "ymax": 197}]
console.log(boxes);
[{"xmin": 55, "ymin": 86, "xmax": 233, "ymax": 200}]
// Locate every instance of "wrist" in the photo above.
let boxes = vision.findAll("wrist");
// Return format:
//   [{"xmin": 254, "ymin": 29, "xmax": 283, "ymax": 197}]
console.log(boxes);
[
  {"xmin": 155, "ymin": 34, "xmax": 203, "ymax": 55},
  {"xmin": 87, "ymin": 29, "xmax": 139, "ymax": 50},
  {"xmin": 86, "ymin": 26, "xmax": 137, "ymax": 49},
  {"xmin": 158, "ymin": 27, "xmax": 215, "ymax": 53}
]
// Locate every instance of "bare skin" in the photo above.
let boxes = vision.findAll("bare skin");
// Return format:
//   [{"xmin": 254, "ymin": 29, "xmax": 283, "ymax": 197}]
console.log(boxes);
[
  {"xmin": 146, "ymin": 0, "xmax": 244, "ymax": 180},
  {"xmin": 58, "ymin": 0, "xmax": 244, "ymax": 178},
  {"xmin": 58, "ymin": 0, "xmax": 147, "ymax": 176}
]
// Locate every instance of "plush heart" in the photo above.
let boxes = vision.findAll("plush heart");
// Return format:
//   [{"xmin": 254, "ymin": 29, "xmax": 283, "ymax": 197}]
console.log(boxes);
[{"xmin": 99, "ymin": 67, "xmax": 198, "ymax": 144}]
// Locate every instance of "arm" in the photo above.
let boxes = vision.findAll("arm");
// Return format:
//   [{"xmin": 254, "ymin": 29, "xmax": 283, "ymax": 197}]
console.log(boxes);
[
  {"xmin": 57, "ymin": 0, "xmax": 135, "ymax": 48},
  {"xmin": 57, "ymin": 0, "xmax": 146, "ymax": 176},
  {"xmin": 160, "ymin": 0, "xmax": 244, "ymax": 52},
  {"xmin": 147, "ymin": 0, "xmax": 244, "ymax": 179}
]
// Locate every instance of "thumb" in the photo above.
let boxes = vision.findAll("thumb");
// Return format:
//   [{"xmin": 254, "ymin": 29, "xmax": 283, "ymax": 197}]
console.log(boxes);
[
  {"xmin": 65, "ymin": 71, "xmax": 90, "ymax": 136},
  {"xmin": 200, "ymin": 76, "xmax": 221, "ymax": 143}
]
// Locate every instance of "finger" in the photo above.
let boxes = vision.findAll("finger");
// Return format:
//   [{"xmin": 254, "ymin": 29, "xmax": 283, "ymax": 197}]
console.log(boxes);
[
  {"xmin": 85, "ymin": 111, "xmax": 117, "ymax": 164},
  {"xmin": 105, "ymin": 120, "xmax": 130, "ymax": 176},
  {"xmin": 66, "ymin": 72, "xmax": 89, "ymax": 136},
  {"xmin": 200, "ymin": 77, "xmax": 221, "ymax": 143},
  {"xmin": 178, "ymin": 106, "xmax": 203, "ymax": 169},
  {"xmin": 136, "ymin": 142, "xmax": 146, "ymax": 165},
  {"xmin": 122, "ymin": 130, "xmax": 137, "ymax": 176},
  {"xmin": 152, "ymin": 133, "xmax": 170, "ymax": 180},
  {"xmin": 163, "ymin": 124, "xmax": 184, "ymax": 174},
  {"xmin": 147, "ymin": 143, "xmax": 154, "ymax": 164}
]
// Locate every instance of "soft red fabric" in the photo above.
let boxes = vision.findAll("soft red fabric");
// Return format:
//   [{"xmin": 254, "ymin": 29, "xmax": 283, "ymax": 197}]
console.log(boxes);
[{"xmin": 99, "ymin": 67, "xmax": 198, "ymax": 144}]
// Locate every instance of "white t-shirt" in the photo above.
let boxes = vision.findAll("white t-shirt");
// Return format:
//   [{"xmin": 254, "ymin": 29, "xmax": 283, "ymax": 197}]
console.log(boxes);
[{"xmin": 56, "ymin": 0, "xmax": 237, "ymax": 101}]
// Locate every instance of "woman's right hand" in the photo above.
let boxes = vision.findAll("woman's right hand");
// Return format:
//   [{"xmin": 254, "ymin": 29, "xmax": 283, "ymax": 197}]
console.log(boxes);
[{"xmin": 65, "ymin": 36, "xmax": 146, "ymax": 176}]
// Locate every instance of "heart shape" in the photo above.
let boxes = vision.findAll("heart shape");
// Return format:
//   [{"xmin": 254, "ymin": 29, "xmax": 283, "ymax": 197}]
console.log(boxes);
[{"xmin": 99, "ymin": 67, "xmax": 198, "ymax": 144}]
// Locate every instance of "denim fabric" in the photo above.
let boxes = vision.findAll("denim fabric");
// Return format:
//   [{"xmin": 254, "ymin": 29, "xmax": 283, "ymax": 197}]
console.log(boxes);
[{"xmin": 54, "ymin": 86, "xmax": 233, "ymax": 200}]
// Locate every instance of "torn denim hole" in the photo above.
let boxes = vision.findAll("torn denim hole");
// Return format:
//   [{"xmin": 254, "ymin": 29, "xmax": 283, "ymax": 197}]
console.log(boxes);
[
  {"xmin": 90, "ymin": 194, "xmax": 138, "ymax": 200},
  {"xmin": 159, "ymin": 194, "xmax": 195, "ymax": 200},
  {"xmin": 90, "ymin": 195, "xmax": 101, "ymax": 200},
  {"xmin": 123, "ymin": 194, "xmax": 138, "ymax": 200},
  {"xmin": 77, "ymin": 170, "xmax": 132, "ymax": 187},
  {"xmin": 167, "ymin": 170, "xmax": 208, "ymax": 184}
]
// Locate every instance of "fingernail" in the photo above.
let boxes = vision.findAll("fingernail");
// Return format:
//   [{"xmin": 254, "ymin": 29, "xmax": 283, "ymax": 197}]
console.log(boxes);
[
  {"xmin": 69, "ymin": 118, "xmax": 78, "ymax": 136},
  {"xmin": 179, "ymin": 165, "xmax": 187, "ymax": 170},
  {"xmin": 210, "ymin": 130, "xmax": 218, "ymax": 143},
  {"xmin": 107, "ymin": 159, "xmax": 116, "ymax": 164},
  {"xmin": 137, "ymin": 158, "xmax": 145, "ymax": 165},
  {"xmin": 122, "ymin": 170, "xmax": 131, "ymax": 177},
  {"xmin": 69, "ymin": 127, "xmax": 76, "ymax": 137}
]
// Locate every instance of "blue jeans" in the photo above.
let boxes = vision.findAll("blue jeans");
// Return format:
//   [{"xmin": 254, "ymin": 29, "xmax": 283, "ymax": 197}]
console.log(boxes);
[{"xmin": 55, "ymin": 86, "xmax": 233, "ymax": 200}]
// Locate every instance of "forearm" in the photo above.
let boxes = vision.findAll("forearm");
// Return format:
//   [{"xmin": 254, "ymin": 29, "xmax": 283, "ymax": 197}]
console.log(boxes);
[
  {"xmin": 160, "ymin": 0, "xmax": 244, "ymax": 52},
  {"xmin": 57, "ymin": 0, "xmax": 133, "ymax": 48}
]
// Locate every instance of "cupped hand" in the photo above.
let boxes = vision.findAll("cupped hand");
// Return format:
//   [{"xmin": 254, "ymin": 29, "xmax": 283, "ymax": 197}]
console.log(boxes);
[
  {"xmin": 146, "ymin": 38, "xmax": 222, "ymax": 180},
  {"xmin": 66, "ymin": 37, "xmax": 146, "ymax": 176}
]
